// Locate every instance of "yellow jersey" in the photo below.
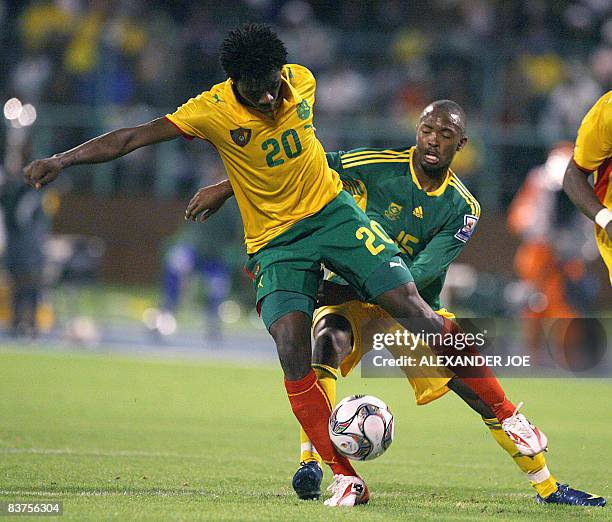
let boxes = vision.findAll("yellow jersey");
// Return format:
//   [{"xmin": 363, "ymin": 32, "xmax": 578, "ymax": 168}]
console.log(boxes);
[
  {"xmin": 573, "ymin": 90, "xmax": 612, "ymax": 207},
  {"xmin": 166, "ymin": 64, "xmax": 342, "ymax": 254}
]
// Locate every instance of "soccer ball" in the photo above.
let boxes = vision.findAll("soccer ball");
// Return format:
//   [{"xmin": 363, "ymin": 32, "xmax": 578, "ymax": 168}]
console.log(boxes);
[{"xmin": 329, "ymin": 395, "xmax": 394, "ymax": 461}]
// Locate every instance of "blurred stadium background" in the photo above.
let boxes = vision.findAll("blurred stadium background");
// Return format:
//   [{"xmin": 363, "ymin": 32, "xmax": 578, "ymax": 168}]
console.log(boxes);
[{"xmin": 0, "ymin": 0, "xmax": 610, "ymax": 348}]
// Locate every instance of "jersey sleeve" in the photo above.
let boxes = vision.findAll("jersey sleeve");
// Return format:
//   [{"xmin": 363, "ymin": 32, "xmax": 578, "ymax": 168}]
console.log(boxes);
[
  {"xmin": 338, "ymin": 149, "xmax": 373, "ymax": 183},
  {"xmin": 407, "ymin": 210, "xmax": 478, "ymax": 290},
  {"xmin": 574, "ymin": 93, "xmax": 612, "ymax": 172},
  {"xmin": 324, "ymin": 149, "xmax": 371, "ymax": 199},
  {"xmin": 165, "ymin": 93, "xmax": 214, "ymax": 141},
  {"xmin": 325, "ymin": 151, "xmax": 345, "ymax": 175}
]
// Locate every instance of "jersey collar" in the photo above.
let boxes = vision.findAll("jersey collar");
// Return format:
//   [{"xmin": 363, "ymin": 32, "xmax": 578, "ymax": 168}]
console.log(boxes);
[
  {"xmin": 409, "ymin": 146, "xmax": 452, "ymax": 197},
  {"xmin": 279, "ymin": 65, "xmax": 301, "ymax": 104},
  {"xmin": 223, "ymin": 66, "xmax": 302, "ymax": 124}
]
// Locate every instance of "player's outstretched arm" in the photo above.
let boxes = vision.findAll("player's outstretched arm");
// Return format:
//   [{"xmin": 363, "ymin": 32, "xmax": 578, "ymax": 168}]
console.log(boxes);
[
  {"xmin": 563, "ymin": 158, "xmax": 612, "ymax": 239},
  {"xmin": 23, "ymin": 117, "xmax": 181, "ymax": 190},
  {"xmin": 185, "ymin": 179, "xmax": 234, "ymax": 223}
]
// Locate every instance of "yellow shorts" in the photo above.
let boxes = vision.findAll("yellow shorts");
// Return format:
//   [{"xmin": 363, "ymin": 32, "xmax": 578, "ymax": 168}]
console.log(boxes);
[
  {"xmin": 313, "ymin": 301, "xmax": 455, "ymax": 405},
  {"xmin": 595, "ymin": 225, "xmax": 612, "ymax": 285}
]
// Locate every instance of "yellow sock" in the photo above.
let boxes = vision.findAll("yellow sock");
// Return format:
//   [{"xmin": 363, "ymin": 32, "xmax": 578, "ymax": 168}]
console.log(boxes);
[
  {"xmin": 482, "ymin": 417, "xmax": 558, "ymax": 498},
  {"xmin": 299, "ymin": 364, "xmax": 338, "ymax": 465}
]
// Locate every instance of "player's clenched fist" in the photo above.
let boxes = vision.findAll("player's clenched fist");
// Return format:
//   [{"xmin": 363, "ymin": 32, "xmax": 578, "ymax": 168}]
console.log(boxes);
[
  {"xmin": 184, "ymin": 180, "xmax": 234, "ymax": 223},
  {"xmin": 23, "ymin": 156, "xmax": 63, "ymax": 189}
]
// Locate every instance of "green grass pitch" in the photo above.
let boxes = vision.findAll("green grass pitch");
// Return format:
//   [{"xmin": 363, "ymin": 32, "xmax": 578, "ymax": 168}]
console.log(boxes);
[{"xmin": 0, "ymin": 348, "xmax": 610, "ymax": 521}]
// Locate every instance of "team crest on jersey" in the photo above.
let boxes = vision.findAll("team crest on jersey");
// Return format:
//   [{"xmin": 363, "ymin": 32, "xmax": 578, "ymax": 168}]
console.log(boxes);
[
  {"xmin": 230, "ymin": 128, "xmax": 252, "ymax": 147},
  {"xmin": 454, "ymin": 214, "xmax": 478, "ymax": 243},
  {"xmin": 296, "ymin": 100, "xmax": 311, "ymax": 120},
  {"xmin": 384, "ymin": 202, "xmax": 403, "ymax": 221}
]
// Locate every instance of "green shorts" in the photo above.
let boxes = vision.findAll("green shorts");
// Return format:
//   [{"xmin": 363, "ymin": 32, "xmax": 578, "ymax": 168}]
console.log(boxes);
[{"xmin": 245, "ymin": 191, "xmax": 414, "ymax": 329}]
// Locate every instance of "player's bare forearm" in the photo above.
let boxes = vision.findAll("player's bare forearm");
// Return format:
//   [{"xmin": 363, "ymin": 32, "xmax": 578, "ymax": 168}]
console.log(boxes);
[
  {"xmin": 56, "ymin": 129, "xmax": 152, "ymax": 167},
  {"xmin": 185, "ymin": 179, "xmax": 234, "ymax": 223},
  {"xmin": 23, "ymin": 118, "xmax": 180, "ymax": 189},
  {"xmin": 562, "ymin": 159, "xmax": 604, "ymax": 220}
]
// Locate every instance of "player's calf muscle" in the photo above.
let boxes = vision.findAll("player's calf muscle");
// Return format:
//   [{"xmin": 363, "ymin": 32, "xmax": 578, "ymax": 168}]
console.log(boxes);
[
  {"xmin": 447, "ymin": 376, "xmax": 495, "ymax": 418},
  {"xmin": 270, "ymin": 312, "xmax": 313, "ymax": 380}
]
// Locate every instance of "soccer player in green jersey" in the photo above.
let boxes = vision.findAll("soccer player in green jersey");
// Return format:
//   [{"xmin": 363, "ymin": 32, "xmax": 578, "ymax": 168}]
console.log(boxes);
[
  {"xmin": 189, "ymin": 99, "xmax": 604, "ymax": 506},
  {"xmin": 290, "ymin": 100, "xmax": 603, "ymax": 507}
]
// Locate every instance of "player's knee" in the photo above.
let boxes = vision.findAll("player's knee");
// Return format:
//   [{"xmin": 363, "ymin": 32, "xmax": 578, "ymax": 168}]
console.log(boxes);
[
  {"xmin": 313, "ymin": 326, "xmax": 349, "ymax": 364},
  {"xmin": 313, "ymin": 315, "xmax": 352, "ymax": 366}
]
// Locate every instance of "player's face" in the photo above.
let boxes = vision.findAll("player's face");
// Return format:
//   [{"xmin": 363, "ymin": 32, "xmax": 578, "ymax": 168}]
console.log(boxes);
[
  {"xmin": 236, "ymin": 70, "xmax": 283, "ymax": 113},
  {"xmin": 415, "ymin": 110, "xmax": 466, "ymax": 175}
]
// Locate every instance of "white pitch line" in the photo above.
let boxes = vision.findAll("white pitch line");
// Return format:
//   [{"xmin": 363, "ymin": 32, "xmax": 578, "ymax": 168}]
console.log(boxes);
[
  {"xmin": 0, "ymin": 447, "xmax": 205, "ymax": 459},
  {"xmin": 0, "ymin": 490, "xmax": 203, "ymax": 497}
]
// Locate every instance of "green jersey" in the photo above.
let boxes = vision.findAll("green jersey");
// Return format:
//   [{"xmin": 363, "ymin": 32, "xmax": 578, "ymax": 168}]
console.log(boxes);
[{"xmin": 326, "ymin": 146, "xmax": 481, "ymax": 310}]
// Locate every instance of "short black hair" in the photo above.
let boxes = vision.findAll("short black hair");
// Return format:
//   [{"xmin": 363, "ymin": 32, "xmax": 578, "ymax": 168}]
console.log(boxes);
[
  {"xmin": 220, "ymin": 23, "xmax": 287, "ymax": 82},
  {"xmin": 421, "ymin": 99, "xmax": 466, "ymax": 135}
]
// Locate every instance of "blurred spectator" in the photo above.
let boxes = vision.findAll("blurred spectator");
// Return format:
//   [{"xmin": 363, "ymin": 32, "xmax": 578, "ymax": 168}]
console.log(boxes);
[
  {"xmin": 277, "ymin": 0, "xmax": 337, "ymax": 71},
  {"xmin": 538, "ymin": 61, "xmax": 603, "ymax": 142},
  {"xmin": 176, "ymin": 4, "xmax": 226, "ymax": 99},
  {"xmin": 507, "ymin": 143, "xmax": 599, "ymax": 355},
  {"xmin": 19, "ymin": 0, "xmax": 74, "ymax": 53},
  {"xmin": 317, "ymin": 65, "xmax": 367, "ymax": 115},
  {"xmin": 152, "ymin": 163, "xmax": 243, "ymax": 342},
  {"xmin": 0, "ymin": 108, "xmax": 56, "ymax": 336}
]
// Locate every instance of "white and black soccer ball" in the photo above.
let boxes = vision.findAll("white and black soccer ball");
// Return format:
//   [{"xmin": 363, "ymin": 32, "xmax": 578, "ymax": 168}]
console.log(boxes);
[{"xmin": 329, "ymin": 395, "xmax": 394, "ymax": 461}]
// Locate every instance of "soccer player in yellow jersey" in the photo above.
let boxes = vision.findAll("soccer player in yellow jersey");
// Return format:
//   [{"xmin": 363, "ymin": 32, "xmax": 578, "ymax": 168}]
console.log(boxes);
[
  {"xmin": 563, "ymin": 90, "xmax": 612, "ymax": 284},
  {"xmin": 24, "ymin": 24, "xmax": 546, "ymax": 506}
]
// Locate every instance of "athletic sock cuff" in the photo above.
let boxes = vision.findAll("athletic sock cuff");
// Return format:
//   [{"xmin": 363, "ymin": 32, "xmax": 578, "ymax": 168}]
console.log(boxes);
[
  {"xmin": 482, "ymin": 417, "xmax": 502, "ymax": 428},
  {"xmin": 528, "ymin": 465, "xmax": 551, "ymax": 484},
  {"xmin": 285, "ymin": 369, "xmax": 316, "ymax": 394},
  {"xmin": 312, "ymin": 364, "xmax": 338, "ymax": 380}
]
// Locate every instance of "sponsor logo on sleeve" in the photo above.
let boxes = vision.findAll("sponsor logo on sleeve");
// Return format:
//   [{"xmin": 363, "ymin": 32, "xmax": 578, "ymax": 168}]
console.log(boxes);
[{"xmin": 454, "ymin": 214, "xmax": 478, "ymax": 243}]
